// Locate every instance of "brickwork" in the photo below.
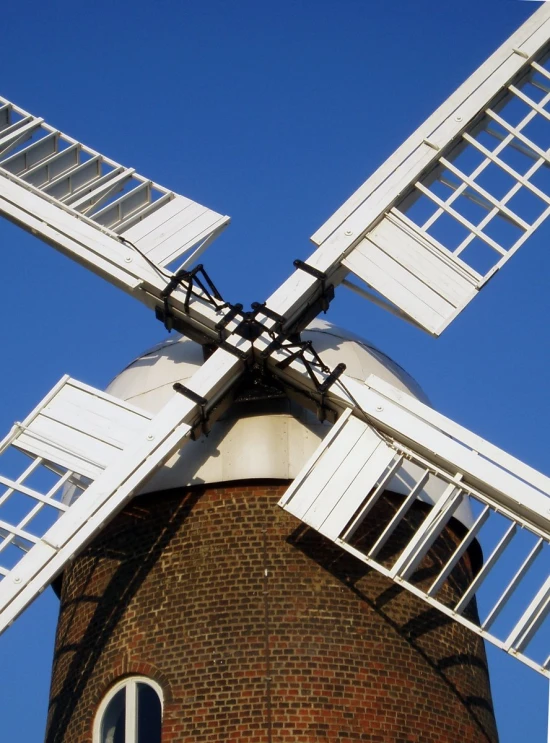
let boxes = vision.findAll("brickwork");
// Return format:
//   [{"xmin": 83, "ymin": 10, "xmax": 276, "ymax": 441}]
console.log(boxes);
[{"xmin": 46, "ymin": 482, "xmax": 498, "ymax": 743}]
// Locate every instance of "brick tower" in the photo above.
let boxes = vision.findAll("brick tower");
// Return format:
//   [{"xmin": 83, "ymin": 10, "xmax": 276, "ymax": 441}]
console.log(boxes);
[{"xmin": 45, "ymin": 322, "xmax": 499, "ymax": 743}]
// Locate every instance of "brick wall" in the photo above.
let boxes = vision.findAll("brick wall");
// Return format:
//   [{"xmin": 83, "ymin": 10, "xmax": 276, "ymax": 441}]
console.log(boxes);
[{"xmin": 45, "ymin": 482, "xmax": 498, "ymax": 742}]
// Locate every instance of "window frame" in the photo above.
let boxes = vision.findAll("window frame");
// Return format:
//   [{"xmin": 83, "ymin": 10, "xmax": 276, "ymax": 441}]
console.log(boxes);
[{"xmin": 93, "ymin": 675, "xmax": 163, "ymax": 743}]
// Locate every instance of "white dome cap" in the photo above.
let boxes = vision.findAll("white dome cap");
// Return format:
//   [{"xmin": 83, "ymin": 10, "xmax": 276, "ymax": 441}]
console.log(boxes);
[
  {"xmin": 105, "ymin": 320, "xmax": 426, "ymax": 491},
  {"xmin": 105, "ymin": 320, "xmax": 473, "ymax": 528}
]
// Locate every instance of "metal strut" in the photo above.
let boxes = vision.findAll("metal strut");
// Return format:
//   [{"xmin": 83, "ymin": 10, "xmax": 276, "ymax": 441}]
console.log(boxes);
[
  {"xmin": 266, "ymin": 338, "xmax": 346, "ymax": 421},
  {"xmin": 155, "ymin": 264, "xmax": 226, "ymax": 332},
  {"xmin": 287, "ymin": 260, "xmax": 335, "ymax": 335},
  {"xmin": 216, "ymin": 301, "xmax": 286, "ymax": 343},
  {"xmin": 173, "ymin": 383, "xmax": 210, "ymax": 439}
]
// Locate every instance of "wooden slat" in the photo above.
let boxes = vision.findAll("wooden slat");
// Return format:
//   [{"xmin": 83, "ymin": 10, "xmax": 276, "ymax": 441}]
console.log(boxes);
[
  {"xmin": 148, "ymin": 210, "xmax": 228, "ymax": 267},
  {"xmin": 0, "ymin": 117, "xmax": 44, "ymax": 157},
  {"xmin": 92, "ymin": 181, "xmax": 152, "ymax": 228},
  {"xmin": 14, "ymin": 378, "xmax": 153, "ymax": 479},
  {"xmin": 119, "ymin": 194, "xmax": 191, "ymax": 242},
  {"xmin": 320, "ymin": 439, "xmax": 396, "ymax": 541},
  {"xmin": 43, "ymin": 157, "xmax": 102, "ymax": 201},
  {"xmin": 23, "ymin": 145, "xmax": 80, "ymax": 188},
  {"xmin": 0, "ymin": 133, "xmax": 59, "ymax": 176},
  {"xmin": 69, "ymin": 168, "xmax": 134, "ymax": 214},
  {"xmin": 303, "ymin": 424, "xmax": 384, "ymax": 530}
]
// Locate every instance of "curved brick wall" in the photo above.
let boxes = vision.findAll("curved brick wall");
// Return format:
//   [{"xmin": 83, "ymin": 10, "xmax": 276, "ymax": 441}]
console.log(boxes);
[{"xmin": 45, "ymin": 482, "xmax": 498, "ymax": 742}]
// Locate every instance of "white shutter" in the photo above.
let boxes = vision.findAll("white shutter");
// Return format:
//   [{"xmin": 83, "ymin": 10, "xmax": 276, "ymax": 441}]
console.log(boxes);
[
  {"xmin": 279, "ymin": 374, "xmax": 550, "ymax": 679},
  {"xmin": 0, "ymin": 347, "xmax": 244, "ymax": 635},
  {"xmin": 281, "ymin": 409, "xmax": 397, "ymax": 541},
  {"xmin": 327, "ymin": 9, "xmax": 550, "ymax": 335},
  {"xmin": 13, "ymin": 376, "xmax": 153, "ymax": 480},
  {"xmin": 265, "ymin": 6, "xmax": 550, "ymax": 335},
  {"xmin": 0, "ymin": 96, "xmax": 230, "ymax": 340}
]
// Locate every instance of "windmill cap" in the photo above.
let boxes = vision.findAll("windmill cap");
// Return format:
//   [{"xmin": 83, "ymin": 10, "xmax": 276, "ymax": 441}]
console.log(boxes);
[{"xmin": 104, "ymin": 319, "xmax": 474, "ymax": 529}]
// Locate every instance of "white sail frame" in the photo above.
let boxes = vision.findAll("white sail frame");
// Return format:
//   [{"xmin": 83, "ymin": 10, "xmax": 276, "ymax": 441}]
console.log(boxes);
[
  {"xmin": 265, "ymin": 4, "xmax": 550, "ymax": 335},
  {"xmin": 278, "ymin": 376, "xmax": 550, "ymax": 678},
  {"xmin": 0, "ymin": 346, "xmax": 246, "ymax": 634}
]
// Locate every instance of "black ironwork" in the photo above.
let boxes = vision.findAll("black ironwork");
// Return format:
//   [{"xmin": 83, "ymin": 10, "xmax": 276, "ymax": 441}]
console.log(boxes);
[{"xmin": 156, "ymin": 264, "xmax": 225, "ymax": 332}]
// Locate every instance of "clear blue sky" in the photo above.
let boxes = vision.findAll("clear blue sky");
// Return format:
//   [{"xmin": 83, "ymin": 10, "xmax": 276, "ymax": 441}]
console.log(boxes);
[{"xmin": 0, "ymin": 0, "xmax": 548, "ymax": 740}]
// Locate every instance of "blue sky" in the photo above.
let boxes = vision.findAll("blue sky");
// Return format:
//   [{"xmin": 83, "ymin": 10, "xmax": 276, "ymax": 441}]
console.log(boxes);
[{"xmin": 0, "ymin": 0, "xmax": 549, "ymax": 739}]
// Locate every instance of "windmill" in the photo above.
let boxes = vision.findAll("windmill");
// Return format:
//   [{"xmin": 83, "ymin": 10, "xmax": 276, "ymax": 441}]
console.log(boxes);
[{"xmin": 1, "ymin": 1, "xmax": 550, "ymax": 743}]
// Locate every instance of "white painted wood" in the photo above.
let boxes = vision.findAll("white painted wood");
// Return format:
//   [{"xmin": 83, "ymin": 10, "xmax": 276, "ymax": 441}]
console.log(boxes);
[
  {"xmin": 342, "ymin": 457, "xmax": 406, "ymax": 541},
  {"xmin": 342, "ymin": 210, "xmax": 479, "ymax": 335},
  {"xmin": 14, "ymin": 378, "xmax": 153, "ymax": 479},
  {"xmin": 0, "ymin": 132, "xmax": 59, "ymax": 175},
  {"xmin": 482, "ymin": 538, "xmax": 544, "ymax": 631},
  {"xmin": 264, "ymin": 6, "xmax": 550, "ymax": 335},
  {"xmin": 388, "ymin": 483, "xmax": 462, "ymax": 580},
  {"xmin": 93, "ymin": 677, "xmax": 163, "ymax": 743},
  {"xmin": 126, "ymin": 679, "xmax": 137, "ymax": 743},
  {"xmin": 262, "ymin": 334, "xmax": 550, "ymax": 529},
  {"xmin": 321, "ymin": 440, "xmax": 396, "ymax": 541},
  {"xmin": 122, "ymin": 196, "xmax": 230, "ymax": 268},
  {"xmin": 312, "ymin": 5, "xmax": 550, "ymax": 247},
  {"xmin": 91, "ymin": 181, "xmax": 151, "ymax": 227},
  {"xmin": 363, "ymin": 374, "xmax": 550, "ymax": 501},
  {"xmin": 0, "ymin": 345, "xmax": 246, "ymax": 634},
  {"xmin": 23, "ymin": 145, "xmax": 80, "ymax": 188},
  {"xmin": 61, "ymin": 165, "xmax": 125, "ymax": 206},
  {"xmin": 301, "ymin": 423, "xmax": 384, "ymax": 530},
  {"xmin": 70, "ymin": 168, "xmax": 135, "ymax": 213},
  {"xmin": 278, "ymin": 408, "xmax": 354, "ymax": 508},
  {"xmin": 0, "ymin": 96, "xmax": 230, "ymax": 334},
  {"xmin": 148, "ymin": 212, "xmax": 229, "ymax": 268},
  {"xmin": 115, "ymin": 192, "xmax": 173, "ymax": 234},
  {"xmin": 123, "ymin": 199, "xmax": 207, "ymax": 248},
  {"xmin": 284, "ymin": 412, "xmax": 365, "ymax": 521},
  {"xmin": 505, "ymin": 574, "xmax": 550, "ymax": 652},
  {"xmin": 0, "ymin": 172, "xmax": 237, "ymax": 343},
  {"xmin": 44, "ymin": 156, "xmax": 103, "ymax": 201},
  {"xmin": 119, "ymin": 194, "xmax": 192, "ymax": 242},
  {"xmin": 426, "ymin": 505, "xmax": 490, "ymax": 597},
  {"xmin": 0, "ymin": 104, "xmax": 11, "ymax": 131},
  {"xmin": 462, "ymin": 132, "xmax": 550, "ymax": 205},
  {"xmin": 270, "ymin": 345, "xmax": 550, "ymax": 676},
  {"xmin": 0, "ymin": 118, "xmax": 44, "ymax": 157},
  {"xmin": 0, "ymin": 475, "xmax": 66, "ymax": 511},
  {"xmin": 366, "ymin": 469, "xmax": 430, "ymax": 559}
]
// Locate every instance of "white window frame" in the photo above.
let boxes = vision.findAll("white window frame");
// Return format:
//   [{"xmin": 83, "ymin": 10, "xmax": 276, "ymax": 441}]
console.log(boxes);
[{"xmin": 93, "ymin": 676, "xmax": 163, "ymax": 743}]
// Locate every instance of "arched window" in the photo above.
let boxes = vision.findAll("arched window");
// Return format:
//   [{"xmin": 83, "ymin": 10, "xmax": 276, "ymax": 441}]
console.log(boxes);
[{"xmin": 94, "ymin": 677, "xmax": 162, "ymax": 743}]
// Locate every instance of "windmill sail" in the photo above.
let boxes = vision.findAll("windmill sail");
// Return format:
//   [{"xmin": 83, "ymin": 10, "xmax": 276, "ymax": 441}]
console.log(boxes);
[
  {"xmin": 0, "ymin": 96, "xmax": 231, "ymax": 342},
  {"xmin": 266, "ymin": 5, "xmax": 550, "ymax": 335},
  {"xmin": 277, "ymin": 372, "xmax": 550, "ymax": 677},
  {"xmin": 0, "ymin": 347, "xmax": 245, "ymax": 634}
]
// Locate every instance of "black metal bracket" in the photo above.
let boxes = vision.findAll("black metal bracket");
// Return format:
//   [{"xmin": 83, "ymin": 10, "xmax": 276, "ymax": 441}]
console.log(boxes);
[
  {"xmin": 293, "ymin": 259, "xmax": 326, "ymax": 282},
  {"xmin": 156, "ymin": 264, "xmax": 226, "ymax": 333},
  {"xmin": 283, "ymin": 260, "xmax": 334, "ymax": 336},
  {"xmin": 215, "ymin": 303, "xmax": 243, "ymax": 334},
  {"xmin": 250, "ymin": 302, "xmax": 285, "ymax": 334},
  {"xmin": 173, "ymin": 383, "xmax": 207, "ymax": 407},
  {"xmin": 218, "ymin": 340, "xmax": 250, "ymax": 361},
  {"xmin": 266, "ymin": 337, "xmax": 346, "ymax": 421},
  {"xmin": 173, "ymin": 383, "xmax": 210, "ymax": 439},
  {"xmin": 227, "ymin": 302, "xmax": 286, "ymax": 342}
]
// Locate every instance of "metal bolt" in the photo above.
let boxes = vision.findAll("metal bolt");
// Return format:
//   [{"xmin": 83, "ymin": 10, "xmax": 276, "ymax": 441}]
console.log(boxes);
[
  {"xmin": 344, "ymin": 229, "xmax": 353, "ymax": 236},
  {"xmin": 147, "ymin": 434, "xmax": 155, "ymax": 441},
  {"xmin": 455, "ymin": 115, "xmax": 463, "ymax": 122},
  {"xmin": 13, "ymin": 576, "xmax": 21, "ymax": 584},
  {"xmin": 124, "ymin": 256, "xmax": 132, "ymax": 263},
  {"xmin": 376, "ymin": 405, "xmax": 384, "ymax": 412}
]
